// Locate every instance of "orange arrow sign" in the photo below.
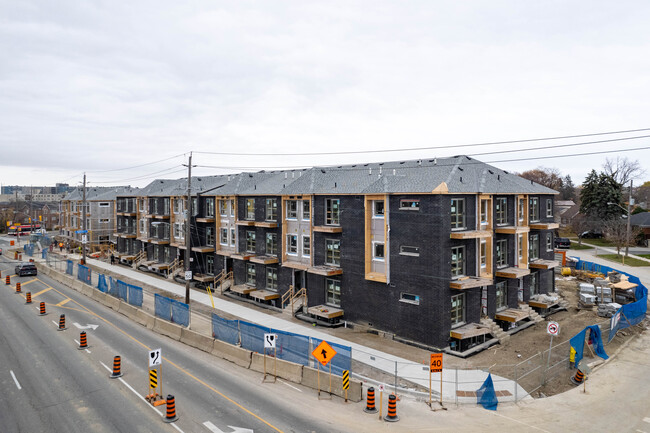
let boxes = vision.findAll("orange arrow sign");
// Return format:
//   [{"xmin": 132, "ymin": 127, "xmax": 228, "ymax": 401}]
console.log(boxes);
[{"xmin": 312, "ymin": 340, "xmax": 337, "ymax": 367}]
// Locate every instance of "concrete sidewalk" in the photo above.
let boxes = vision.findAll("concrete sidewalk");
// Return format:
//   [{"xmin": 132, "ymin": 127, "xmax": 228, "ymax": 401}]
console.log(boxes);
[{"xmin": 44, "ymin": 252, "xmax": 524, "ymax": 403}]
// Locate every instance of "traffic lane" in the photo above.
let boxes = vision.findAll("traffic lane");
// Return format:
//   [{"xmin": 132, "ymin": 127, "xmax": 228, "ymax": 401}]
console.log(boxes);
[
  {"xmin": 34, "ymin": 271, "xmax": 353, "ymax": 432},
  {"xmin": 0, "ymin": 283, "xmax": 176, "ymax": 433}
]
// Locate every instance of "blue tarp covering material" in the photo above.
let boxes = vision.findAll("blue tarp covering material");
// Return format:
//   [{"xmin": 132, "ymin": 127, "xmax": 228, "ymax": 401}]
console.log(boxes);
[
  {"xmin": 574, "ymin": 259, "xmax": 648, "ymax": 343},
  {"xmin": 116, "ymin": 280, "xmax": 128, "ymax": 301},
  {"xmin": 108, "ymin": 277, "xmax": 119, "ymax": 298},
  {"xmin": 97, "ymin": 274, "xmax": 108, "ymax": 293},
  {"xmin": 24, "ymin": 244, "xmax": 34, "ymax": 256},
  {"xmin": 41, "ymin": 249, "xmax": 47, "ymax": 259},
  {"xmin": 240, "ymin": 321, "xmax": 271, "ymax": 354},
  {"xmin": 66, "ymin": 260, "xmax": 73, "ymax": 275},
  {"xmin": 570, "ymin": 325, "xmax": 609, "ymax": 368},
  {"xmin": 154, "ymin": 294, "xmax": 172, "ymax": 321},
  {"xmin": 171, "ymin": 299, "xmax": 190, "ymax": 327},
  {"xmin": 477, "ymin": 374, "xmax": 498, "ymax": 410},
  {"xmin": 275, "ymin": 330, "xmax": 310, "ymax": 366},
  {"xmin": 212, "ymin": 314, "xmax": 240, "ymax": 346},
  {"xmin": 128, "ymin": 285, "xmax": 143, "ymax": 307},
  {"xmin": 77, "ymin": 265, "xmax": 92, "ymax": 284}
]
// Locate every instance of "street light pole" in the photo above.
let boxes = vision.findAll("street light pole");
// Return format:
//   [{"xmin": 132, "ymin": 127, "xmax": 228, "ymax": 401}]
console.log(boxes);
[
  {"xmin": 184, "ymin": 153, "xmax": 193, "ymax": 305},
  {"xmin": 82, "ymin": 173, "xmax": 87, "ymax": 265},
  {"xmin": 626, "ymin": 180, "xmax": 632, "ymax": 257}
]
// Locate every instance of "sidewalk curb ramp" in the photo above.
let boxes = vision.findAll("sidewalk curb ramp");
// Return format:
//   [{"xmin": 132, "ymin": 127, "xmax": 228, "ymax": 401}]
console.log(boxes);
[
  {"xmin": 301, "ymin": 366, "xmax": 362, "ymax": 402},
  {"xmin": 250, "ymin": 352, "xmax": 303, "ymax": 383},
  {"xmin": 211, "ymin": 339, "xmax": 252, "ymax": 369},
  {"xmin": 180, "ymin": 328, "xmax": 214, "ymax": 353},
  {"xmin": 154, "ymin": 318, "xmax": 182, "ymax": 341}
]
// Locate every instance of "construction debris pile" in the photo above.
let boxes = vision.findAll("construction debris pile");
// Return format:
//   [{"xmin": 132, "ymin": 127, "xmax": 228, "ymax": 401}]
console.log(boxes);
[{"xmin": 570, "ymin": 270, "xmax": 638, "ymax": 318}]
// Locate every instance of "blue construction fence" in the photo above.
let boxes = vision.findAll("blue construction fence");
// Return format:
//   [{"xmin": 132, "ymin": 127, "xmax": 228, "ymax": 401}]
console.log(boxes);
[
  {"xmin": 107, "ymin": 276, "xmax": 143, "ymax": 308},
  {"xmin": 571, "ymin": 259, "xmax": 648, "ymax": 345},
  {"xmin": 24, "ymin": 244, "xmax": 34, "ymax": 256},
  {"xmin": 154, "ymin": 294, "xmax": 189, "ymax": 327},
  {"xmin": 77, "ymin": 264, "xmax": 92, "ymax": 284},
  {"xmin": 211, "ymin": 312, "xmax": 352, "ymax": 376},
  {"xmin": 66, "ymin": 260, "xmax": 74, "ymax": 275}
]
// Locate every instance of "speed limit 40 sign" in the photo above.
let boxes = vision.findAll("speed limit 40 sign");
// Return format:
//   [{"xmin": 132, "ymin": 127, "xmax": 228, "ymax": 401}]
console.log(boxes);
[
  {"xmin": 547, "ymin": 321, "xmax": 560, "ymax": 336},
  {"xmin": 430, "ymin": 353, "xmax": 443, "ymax": 372}
]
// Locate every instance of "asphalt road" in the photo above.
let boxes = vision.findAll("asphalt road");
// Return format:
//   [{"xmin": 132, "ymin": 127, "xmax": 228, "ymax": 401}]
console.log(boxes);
[{"xmin": 0, "ymin": 256, "xmax": 353, "ymax": 433}]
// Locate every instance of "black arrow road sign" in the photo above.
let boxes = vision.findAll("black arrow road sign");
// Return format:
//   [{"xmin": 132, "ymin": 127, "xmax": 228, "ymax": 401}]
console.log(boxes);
[{"xmin": 321, "ymin": 349, "xmax": 328, "ymax": 359}]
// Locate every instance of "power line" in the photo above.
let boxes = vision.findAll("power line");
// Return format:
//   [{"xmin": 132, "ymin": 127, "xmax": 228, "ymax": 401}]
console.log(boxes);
[
  {"xmin": 91, "ymin": 166, "xmax": 186, "ymax": 184},
  {"xmin": 193, "ymin": 127, "xmax": 650, "ymax": 157},
  {"xmin": 86, "ymin": 153, "xmax": 187, "ymax": 173}
]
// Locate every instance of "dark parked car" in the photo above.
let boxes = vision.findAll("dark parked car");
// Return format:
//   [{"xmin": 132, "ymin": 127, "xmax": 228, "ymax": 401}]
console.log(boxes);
[
  {"xmin": 580, "ymin": 230, "xmax": 604, "ymax": 239},
  {"xmin": 554, "ymin": 237, "xmax": 571, "ymax": 249},
  {"xmin": 15, "ymin": 262, "xmax": 37, "ymax": 277}
]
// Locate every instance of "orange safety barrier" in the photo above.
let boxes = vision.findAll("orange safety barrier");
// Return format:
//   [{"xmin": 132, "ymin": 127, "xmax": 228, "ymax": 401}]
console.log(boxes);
[
  {"xmin": 58, "ymin": 314, "xmax": 66, "ymax": 331},
  {"xmin": 384, "ymin": 394, "xmax": 400, "ymax": 422},
  {"xmin": 25, "ymin": 292, "xmax": 32, "ymax": 304},
  {"xmin": 78, "ymin": 331, "xmax": 88, "ymax": 350},
  {"xmin": 15, "ymin": 282, "xmax": 21, "ymax": 293},
  {"xmin": 39, "ymin": 301, "xmax": 46, "ymax": 315},
  {"xmin": 163, "ymin": 395, "xmax": 178, "ymax": 423},
  {"xmin": 364, "ymin": 387, "xmax": 378, "ymax": 413},
  {"xmin": 5, "ymin": 275, "xmax": 10, "ymax": 285},
  {"xmin": 110, "ymin": 356, "xmax": 123, "ymax": 378},
  {"xmin": 571, "ymin": 369, "xmax": 585, "ymax": 385}
]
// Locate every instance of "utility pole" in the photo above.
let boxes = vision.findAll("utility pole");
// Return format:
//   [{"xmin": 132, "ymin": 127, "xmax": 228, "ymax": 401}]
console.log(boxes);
[
  {"xmin": 82, "ymin": 173, "xmax": 87, "ymax": 265},
  {"xmin": 184, "ymin": 153, "xmax": 193, "ymax": 305},
  {"xmin": 626, "ymin": 179, "xmax": 632, "ymax": 257}
]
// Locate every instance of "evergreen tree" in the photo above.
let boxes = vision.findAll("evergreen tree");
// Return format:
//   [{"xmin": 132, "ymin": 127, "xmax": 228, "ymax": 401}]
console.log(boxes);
[
  {"xmin": 580, "ymin": 170, "xmax": 623, "ymax": 220},
  {"xmin": 559, "ymin": 174, "xmax": 576, "ymax": 201}
]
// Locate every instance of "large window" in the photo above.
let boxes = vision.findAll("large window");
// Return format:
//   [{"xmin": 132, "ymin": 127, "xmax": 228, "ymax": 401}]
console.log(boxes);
[
  {"xmin": 326, "ymin": 239, "xmax": 341, "ymax": 266},
  {"xmin": 302, "ymin": 236, "xmax": 311, "ymax": 257},
  {"xmin": 529, "ymin": 197, "xmax": 539, "ymax": 222},
  {"xmin": 266, "ymin": 268, "xmax": 278, "ymax": 291},
  {"xmin": 286, "ymin": 200, "xmax": 298, "ymax": 219},
  {"xmin": 496, "ymin": 239, "xmax": 508, "ymax": 268},
  {"xmin": 205, "ymin": 198, "xmax": 215, "ymax": 217},
  {"xmin": 496, "ymin": 281, "xmax": 507, "ymax": 311},
  {"xmin": 206, "ymin": 227, "xmax": 215, "ymax": 246},
  {"xmin": 266, "ymin": 233, "xmax": 277, "ymax": 256},
  {"xmin": 326, "ymin": 199, "xmax": 340, "ymax": 225},
  {"xmin": 219, "ymin": 200, "xmax": 228, "ymax": 216},
  {"xmin": 480, "ymin": 240, "xmax": 487, "ymax": 270},
  {"xmin": 529, "ymin": 272, "xmax": 539, "ymax": 297},
  {"xmin": 373, "ymin": 242, "xmax": 385, "ymax": 261},
  {"xmin": 529, "ymin": 233, "xmax": 539, "ymax": 261},
  {"xmin": 229, "ymin": 200, "xmax": 235, "ymax": 217},
  {"xmin": 373, "ymin": 200, "xmax": 385, "ymax": 218},
  {"xmin": 302, "ymin": 200, "xmax": 310, "ymax": 220},
  {"xmin": 451, "ymin": 293, "xmax": 465, "ymax": 327},
  {"xmin": 518, "ymin": 234, "xmax": 524, "ymax": 262},
  {"xmin": 451, "ymin": 198, "xmax": 465, "ymax": 230},
  {"xmin": 246, "ymin": 231, "xmax": 256, "ymax": 253},
  {"xmin": 173, "ymin": 222, "xmax": 184, "ymax": 239},
  {"xmin": 546, "ymin": 199, "xmax": 553, "ymax": 218},
  {"xmin": 246, "ymin": 263, "xmax": 256, "ymax": 286},
  {"xmin": 246, "ymin": 199, "xmax": 255, "ymax": 220},
  {"xmin": 286, "ymin": 234, "xmax": 298, "ymax": 254},
  {"xmin": 480, "ymin": 199, "xmax": 489, "ymax": 226},
  {"xmin": 451, "ymin": 246, "xmax": 465, "ymax": 278},
  {"xmin": 265, "ymin": 198, "xmax": 277, "ymax": 221},
  {"xmin": 326, "ymin": 279, "xmax": 341, "ymax": 307},
  {"xmin": 495, "ymin": 198, "xmax": 507, "ymax": 225},
  {"xmin": 546, "ymin": 233, "xmax": 553, "ymax": 251},
  {"xmin": 518, "ymin": 198, "xmax": 525, "ymax": 222},
  {"xmin": 220, "ymin": 228, "xmax": 228, "ymax": 245},
  {"xmin": 206, "ymin": 256, "xmax": 214, "ymax": 275},
  {"xmin": 230, "ymin": 228, "xmax": 236, "ymax": 246}
]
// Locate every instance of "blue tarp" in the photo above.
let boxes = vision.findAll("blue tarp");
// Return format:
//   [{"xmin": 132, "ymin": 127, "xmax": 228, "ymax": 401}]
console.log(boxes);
[
  {"xmin": 212, "ymin": 314, "xmax": 240, "ymax": 346},
  {"xmin": 170, "ymin": 299, "xmax": 189, "ymax": 327},
  {"xmin": 128, "ymin": 285, "xmax": 143, "ymax": 307},
  {"xmin": 117, "ymin": 280, "xmax": 128, "ymax": 301},
  {"xmin": 240, "ymin": 321, "xmax": 270, "ymax": 354},
  {"xmin": 108, "ymin": 276, "xmax": 119, "ymax": 298},
  {"xmin": 154, "ymin": 294, "xmax": 172, "ymax": 321},
  {"xmin": 275, "ymin": 329, "xmax": 310, "ymax": 366},
  {"xmin": 97, "ymin": 274, "xmax": 108, "ymax": 293},
  {"xmin": 66, "ymin": 260, "xmax": 73, "ymax": 275},
  {"xmin": 477, "ymin": 374, "xmax": 498, "ymax": 410},
  {"xmin": 41, "ymin": 249, "xmax": 47, "ymax": 259},
  {"xmin": 570, "ymin": 325, "xmax": 609, "ymax": 368},
  {"xmin": 77, "ymin": 264, "xmax": 91, "ymax": 284}
]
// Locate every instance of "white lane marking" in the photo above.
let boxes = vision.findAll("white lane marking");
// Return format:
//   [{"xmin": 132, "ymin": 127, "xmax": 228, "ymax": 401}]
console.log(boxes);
[
  {"xmin": 203, "ymin": 422, "xmax": 253, "ymax": 433},
  {"xmin": 73, "ymin": 339, "xmax": 92, "ymax": 353},
  {"xmin": 644, "ymin": 417, "xmax": 650, "ymax": 423},
  {"xmin": 487, "ymin": 410, "xmax": 552, "ymax": 432},
  {"xmin": 277, "ymin": 378, "xmax": 302, "ymax": 392},
  {"xmin": 10, "ymin": 370, "xmax": 22, "ymax": 390},
  {"xmin": 636, "ymin": 430, "xmax": 647, "ymax": 433},
  {"xmin": 52, "ymin": 321, "xmax": 58, "ymax": 327},
  {"xmin": 203, "ymin": 421, "xmax": 221, "ymax": 433},
  {"xmin": 100, "ymin": 361, "xmax": 185, "ymax": 433},
  {"xmin": 86, "ymin": 349, "xmax": 92, "ymax": 354}
]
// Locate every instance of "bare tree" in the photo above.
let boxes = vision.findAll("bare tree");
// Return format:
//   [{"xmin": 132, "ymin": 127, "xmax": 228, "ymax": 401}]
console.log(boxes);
[
  {"xmin": 602, "ymin": 156, "xmax": 645, "ymax": 186},
  {"xmin": 570, "ymin": 214, "xmax": 591, "ymax": 246},
  {"xmin": 603, "ymin": 218, "xmax": 642, "ymax": 257},
  {"xmin": 519, "ymin": 167, "xmax": 564, "ymax": 190}
]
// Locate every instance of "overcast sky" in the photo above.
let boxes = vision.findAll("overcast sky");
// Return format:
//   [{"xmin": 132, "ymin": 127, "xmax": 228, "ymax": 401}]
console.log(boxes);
[{"xmin": 1, "ymin": 1, "xmax": 649, "ymax": 189}]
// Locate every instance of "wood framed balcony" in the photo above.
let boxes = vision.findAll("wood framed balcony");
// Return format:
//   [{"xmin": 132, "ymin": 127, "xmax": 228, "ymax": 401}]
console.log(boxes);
[
  {"xmin": 495, "ymin": 308, "xmax": 530, "ymax": 323},
  {"xmin": 191, "ymin": 245, "xmax": 215, "ymax": 253},
  {"xmin": 529, "ymin": 259, "xmax": 560, "ymax": 270},
  {"xmin": 450, "ymin": 276, "xmax": 494, "ymax": 290},
  {"xmin": 151, "ymin": 214, "xmax": 170, "ymax": 220},
  {"xmin": 235, "ymin": 220, "xmax": 256, "ymax": 226},
  {"xmin": 313, "ymin": 225, "xmax": 342, "ymax": 233},
  {"xmin": 308, "ymin": 265, "xmax": 343, "ymax": 276},
  {"xmin": 449, "ymin": 323, "xmax": 492, "ymax": 340},
  {"xmin": 282, "ymin": 261, "xmax": 310, "ymax": 271},
  {"xmin": 365, "ymin": 272, "xmax": 387, "ymax": 283},
  {"xmin": 250, "ymin": 255, "xmax": 279, "ymax": 265},
  {"xmin": 255, "ymin": 221, "xmax": 278, "ymax": 228},
  {"xmin": 449, "ymin": 230, "xmax": 491, "ymax": 239},
  {"xmin": 529, "ymin": 222, "xmax": 560, "ymax": 230},
  {"xmin": 195, "ymin": 217, "xmax": 216, "ymax": 223},
  {"xmin": 231, "ymin": 284, "xmax": 256, "ymax": 295},
  {"xmin": 231, "ymin": 253, "xmax": 254, "ymax": 261},
  {"xmin": 494, "ymin": 226, "xmax": 530, "ymax": 235},
  {"xmin": 216, "ymin": 249, "xmax": 234, "ymax": 257},
  {"xmin": 249, "ymin": 290, "xmax": 280, "ymax": 301},
  {"xmin": 495, "ymin": 267, "xmax": 530, "ymax": 279},
  {"xmin": 308, "ymin": 305, "xmax": 344, "ymax": 320},
  {"xmin": 193, "ymin": 273, "xmax": 216, "ymax": 283},
  {"xmin": 149, "ymin": 238, "xmax": 170, "ymax": 245}
]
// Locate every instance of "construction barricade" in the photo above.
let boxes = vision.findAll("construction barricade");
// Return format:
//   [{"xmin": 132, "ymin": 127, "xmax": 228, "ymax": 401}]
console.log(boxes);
[
  {"xmin": 211, "ymin": 314, "xmax": 240, "ymax": 346},
  {"xmin": 78, "ymin": 264, "xmax": 92, "ymax": 284},
  {"xmin": 97, "ymin": 274, "xmax": 108, "ymax": 293},
  {"xmin": 170, "ymin": 299, "xmax": 190, "ymax": 327},
  {"xmin": 154, "ymin": 294, "xmax": 172, "ymax": 321},
  {"xmin": 66, "ymin": 260, "xmax": 74, "ymax": 275}
]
